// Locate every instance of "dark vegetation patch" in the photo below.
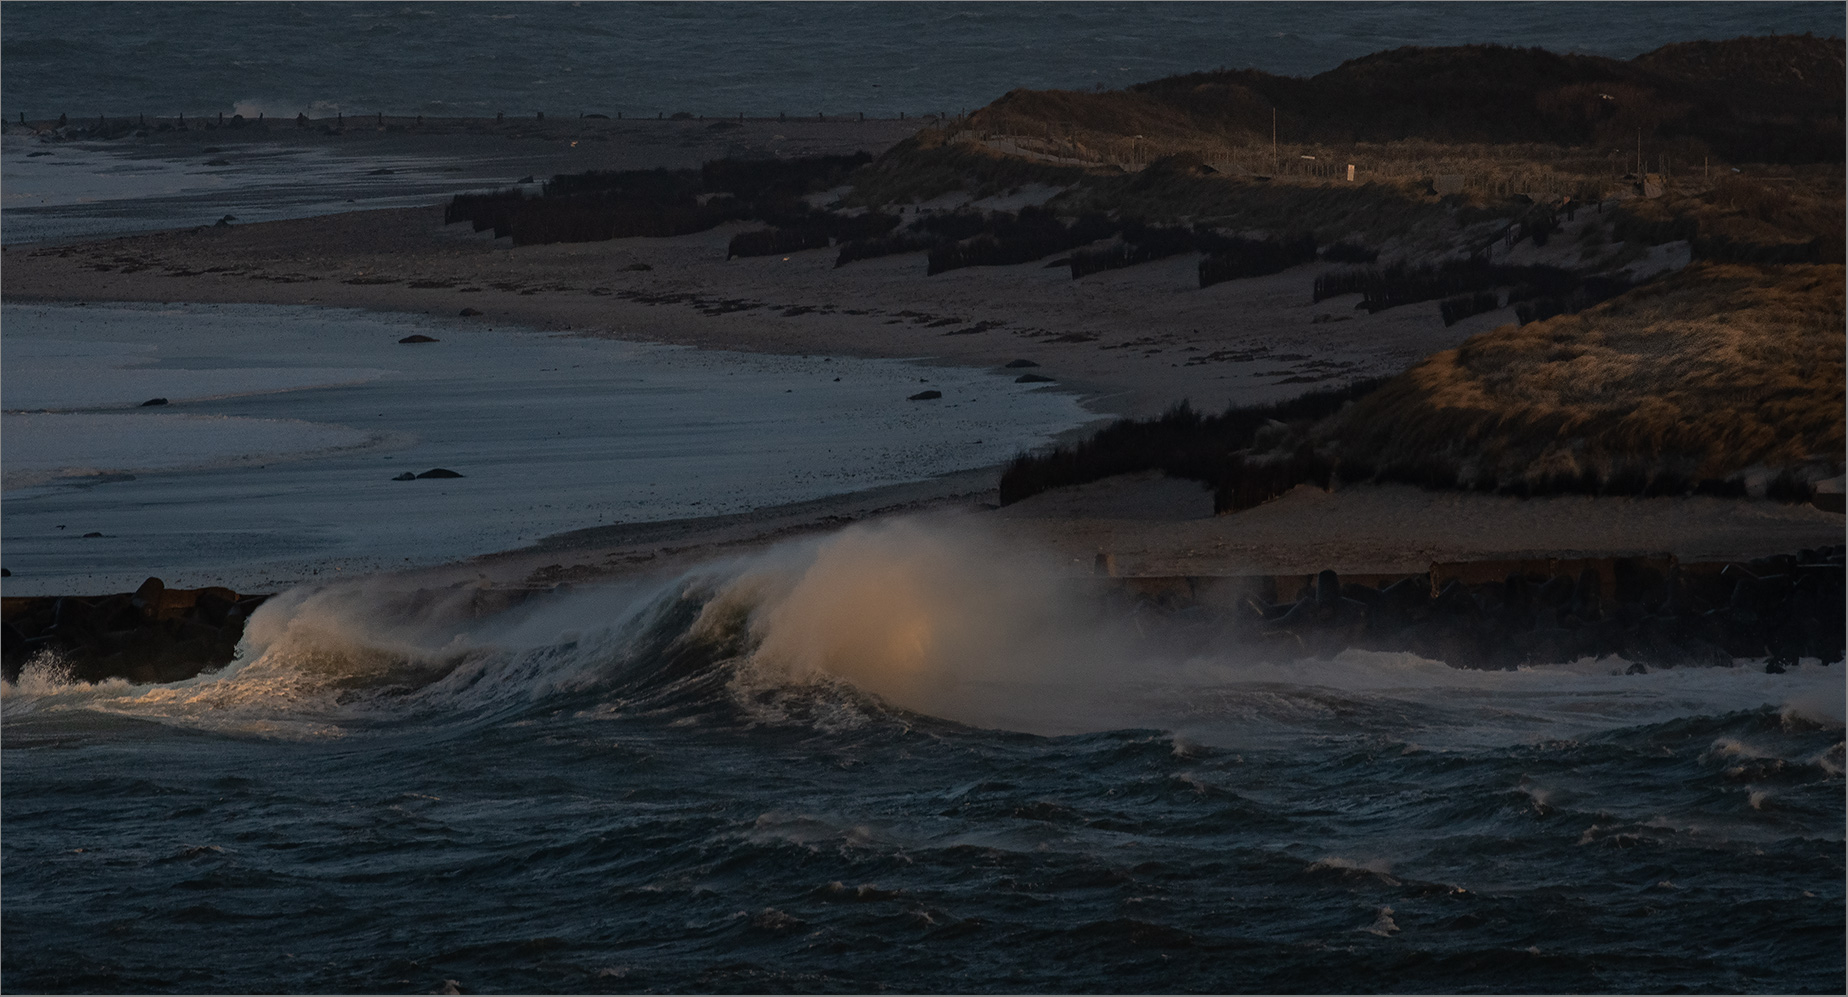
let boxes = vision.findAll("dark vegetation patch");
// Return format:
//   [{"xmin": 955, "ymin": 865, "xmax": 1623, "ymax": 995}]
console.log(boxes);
[
  {"xmin": 727, "ymin": 225, "xmax": 832, "ymax": 259},
  {"xmin": 997, "ymin": 379, "xmax": 1387, "ymax": 512},
  {"xmin": 925, "ymin": 206, "xmax": 1115, "ymax": 275},
  {"xmin": 1321, "ymin": 241, "xmax": 1379, "ymax": 264},
  {"xmin": 1068, "ymin": 220, "xmax": 1200, "ymax": 278},
  {"xmin": 1611, "ymin": 173, "xmax": 1846, "ymax": 264},
  {"xmin": 1313, "ymin": 259, "xmax": 1636, "ymax": 323},
  {"xmin": 1197, "ymin": 233, "xmax": 1319, "ymax": 288},
  {"xmin": 832, "ymin": 206, "xmax": 1116, "ymax": 272},
  {"xmin": 444, "ymin": 153, "xmax": 875, "ymax": 247},
  {"xmin": 842, "ymin": 134, "xmax": 1086, "ymax": 206},
  {"xmin": 1062, "ymin": 222, "xmax": 1317, "ymax": 284}
]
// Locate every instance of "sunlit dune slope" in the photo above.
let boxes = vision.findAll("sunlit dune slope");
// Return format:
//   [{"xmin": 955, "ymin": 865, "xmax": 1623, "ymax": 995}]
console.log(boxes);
[{"xmin": 1324, "ymin": 262, "xmax": 1846, "ymax": 489}]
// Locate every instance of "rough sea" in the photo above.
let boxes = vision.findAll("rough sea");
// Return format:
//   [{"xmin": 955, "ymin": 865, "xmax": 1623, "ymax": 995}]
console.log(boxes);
[
  {"xmin": 4, "ymin": 522, "xmax": 1843, "ymax": 993},
  {"xmin": 3, "ymin": 3, "xmax": 1844, "ymax": 993}
]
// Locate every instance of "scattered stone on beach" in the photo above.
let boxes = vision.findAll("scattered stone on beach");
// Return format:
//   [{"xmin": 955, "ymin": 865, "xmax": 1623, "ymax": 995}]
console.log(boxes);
[
  {"xmin": 399, "ymin": 334, "xmax": 440, "ymax": 343},
  {"xmin": 1, "ymin": 568, "xmax": 11, "ymax": 577},
  {"xmin": 416, "ymin": 468, "xmax": 465, "ymax": 478},
  {"xmin": 908, "ymin": 390, "xmax": 942, "ymax": 401},
  {"xmin": 214, "ymin": 214, "xmax": 236, "ymax": 227},
  {"xmin": 81, "ymin": 532, "xmax": 103, "ymax": 538},
  {"xmin": 140, "ymin": 397, "xmax": 169, "ymax": 406},
  {"xmin": 392, "ymin": 472, "xmax": 417, "ymax": 481},
  {"xmin": 1016, "ymin": 373, "xmax": 1056, "ymax": 383},
  {"xmin": 1005, "ymin": 359, "xmax": 1040, "ymax": 368},
  {"xmin": 458, "ymin": 307, "xmax": 484, "ymax": 316},
  {"xmin": 623, "ymin": 262, "xmax": 653, "ymax": 271}
]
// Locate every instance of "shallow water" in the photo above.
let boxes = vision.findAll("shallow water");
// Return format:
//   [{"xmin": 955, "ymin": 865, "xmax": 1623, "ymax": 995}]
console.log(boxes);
[
  {"xmin": 0, "ymin": 135, "xmax": 544, "ymax": 245},
  {"xmin": 4, "ymin": 521, "xmax": 1842, "ymax": 993},
  {"xmin": 1, "ymin": 302, "xmax": 1091, "ymax": 593}
]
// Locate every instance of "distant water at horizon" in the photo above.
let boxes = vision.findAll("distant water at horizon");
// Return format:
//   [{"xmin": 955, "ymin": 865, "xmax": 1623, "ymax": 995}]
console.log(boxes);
[{"xmin": 3, "ymin": 1, "xmax": 1841, "ymax": 121}]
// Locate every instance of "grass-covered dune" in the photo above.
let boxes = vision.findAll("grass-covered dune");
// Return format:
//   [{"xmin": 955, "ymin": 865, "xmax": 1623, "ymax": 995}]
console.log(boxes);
[
  {"xmin": 1323, "ymin": 262, "xmax": 1845, "ymax": 493},
  {"xmin": 1000, "ymin": 263, "xmax": 1845, "ymax": 510}
]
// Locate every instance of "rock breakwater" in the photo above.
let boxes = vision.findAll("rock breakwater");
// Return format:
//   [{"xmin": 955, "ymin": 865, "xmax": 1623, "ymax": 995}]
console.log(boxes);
[{"xmin": 1111, "ymin": 547, "xmax": 1846, "ymax": 671}]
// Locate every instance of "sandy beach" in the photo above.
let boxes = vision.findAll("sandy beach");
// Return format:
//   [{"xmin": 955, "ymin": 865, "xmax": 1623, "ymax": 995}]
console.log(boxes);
[{"xmin": 3, "ymin": 119, "xmax": 1837, "ymax": 591}]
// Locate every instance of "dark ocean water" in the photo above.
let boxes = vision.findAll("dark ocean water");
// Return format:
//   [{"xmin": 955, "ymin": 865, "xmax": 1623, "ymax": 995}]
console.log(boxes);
[
  {"xmin": 4, "ymin": 523, "xmax": 1843, "ymax": 993},
  {"xmin": 2, "ymin": 2, "xmax": 1842, "ymax": 120}
]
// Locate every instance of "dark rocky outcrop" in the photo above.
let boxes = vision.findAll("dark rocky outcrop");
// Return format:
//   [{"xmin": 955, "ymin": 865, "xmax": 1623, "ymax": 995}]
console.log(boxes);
[
  {"xmin": 140, "ymin": 397, "xmax": 169, "ymax": 407},
  {"xmin": 415, "ymin": 468, "xmax": 465, "ymax": 479},
  {"xmin": 1109, "ymin": 548, "xmax": 1846, "ymax": 671},
  {"xmin": 399, "ymin": 334, "xmax": 440, "ymax": 343},
  {"xmin": 2, "ymin": 579, "xmax": 271, "ymax": 685},
  {"xmin": 908, "ymin": 390, "xmax": 942, "ymax": 401}
]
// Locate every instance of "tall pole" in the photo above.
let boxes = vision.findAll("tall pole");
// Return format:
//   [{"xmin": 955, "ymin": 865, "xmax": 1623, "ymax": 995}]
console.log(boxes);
[{"xmin": 1272, "ymin": 107, "xmax": 1278, "ymax": 175}]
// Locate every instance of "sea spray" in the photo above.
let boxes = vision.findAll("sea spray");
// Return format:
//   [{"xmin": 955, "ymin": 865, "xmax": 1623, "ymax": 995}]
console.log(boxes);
[
  {"xmin": 4, "ymin": 519, "xmax": 1843, "ymax": 992},
  {"xmin": 7, "ymin": 517, "xmax": 1844, "ymax": 746},
  {"xmin": 717, "ymin": 518, "xmax": 1141, "ymax": 722}
]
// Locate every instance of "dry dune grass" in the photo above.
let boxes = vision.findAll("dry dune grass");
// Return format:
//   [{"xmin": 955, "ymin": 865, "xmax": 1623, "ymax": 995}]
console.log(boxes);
[
  {"xmin": 1324, "ymin": 263, "xmax": 1846, "ymax": 489},
  {"xmin": 1614, "ymin": 171, "xmax": 1846, "ymax": 261}
]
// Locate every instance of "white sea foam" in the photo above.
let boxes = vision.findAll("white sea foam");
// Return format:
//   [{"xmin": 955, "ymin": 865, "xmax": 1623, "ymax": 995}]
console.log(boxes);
[
  {"xmin": 8, "ymin": 518, "xmax": 1842, "ymax": 762},
  {"xmin": 707, "ymin": 519, "xmax": 1847, "ymax": 746}
]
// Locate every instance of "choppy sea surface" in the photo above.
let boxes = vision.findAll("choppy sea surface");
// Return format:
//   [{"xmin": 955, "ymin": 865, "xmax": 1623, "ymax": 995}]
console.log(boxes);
[{"xmin": 3, "ymin": 522, "xmax": 1843, "ymax": 993}]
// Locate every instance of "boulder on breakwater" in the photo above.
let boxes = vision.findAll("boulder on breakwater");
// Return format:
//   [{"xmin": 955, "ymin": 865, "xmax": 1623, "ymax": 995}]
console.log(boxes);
[
  {"xmin": 1104, "ymin": 547, "xmax": 1846, "ymax": 671},
  {"xmin": 2, "ymin": 578, "xmax": 271, "ymax": 685}
]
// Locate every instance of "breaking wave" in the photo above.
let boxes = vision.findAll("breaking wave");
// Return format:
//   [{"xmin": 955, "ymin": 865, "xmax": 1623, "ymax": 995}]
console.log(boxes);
[{"xmin": 9, "ymin": 518, "xmax": 1841, "ymax": 747}]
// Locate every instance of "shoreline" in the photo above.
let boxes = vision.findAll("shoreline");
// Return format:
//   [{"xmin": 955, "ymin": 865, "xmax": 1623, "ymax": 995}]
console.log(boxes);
[
  {"xmin": 0, "ymin": 201, "xmax": 1502, "ymax": 419},
  {"xmin": 3, "ymin": 151, "xmax": 1839, "ymax": 595}
]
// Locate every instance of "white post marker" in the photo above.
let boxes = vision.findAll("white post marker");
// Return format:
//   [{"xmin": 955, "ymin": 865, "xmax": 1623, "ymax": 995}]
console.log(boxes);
[{"xmin": 1347, "ymin": 164, "xmax": 1356, "ymax": 182}]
